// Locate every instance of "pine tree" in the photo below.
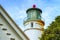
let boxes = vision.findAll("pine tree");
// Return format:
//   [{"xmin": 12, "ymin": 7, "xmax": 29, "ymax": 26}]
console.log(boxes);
[{"xmin": 40, "ymin": 16, "xmax": 60, "ymax": 40}]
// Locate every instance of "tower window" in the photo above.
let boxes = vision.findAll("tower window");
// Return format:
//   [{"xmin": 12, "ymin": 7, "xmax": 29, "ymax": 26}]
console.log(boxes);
[{"xmin": 31, "ymin": 22, "xmax": 33, "ymax": 27}]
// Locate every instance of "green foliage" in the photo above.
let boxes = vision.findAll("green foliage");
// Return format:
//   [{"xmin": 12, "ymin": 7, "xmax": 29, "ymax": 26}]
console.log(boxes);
[{"xmin": 40, "ymin": 16, "xmax": 60, "ymax": 40}]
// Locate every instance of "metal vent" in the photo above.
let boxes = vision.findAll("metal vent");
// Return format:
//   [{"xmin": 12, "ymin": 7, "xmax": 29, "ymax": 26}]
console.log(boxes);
[
  {"xmin": 10, "ymin": 38, "xmax": 15, "ymax": 40},
  {"xmin": 0, "ymin": 24, "xmax": 3, "ymax": 26},
  {"xmin": 6, "ymin": 33, "xmax": 11, "ymax": 35},
  {"xmin": 2, "ymin": 28, "xmax": 7, "ymax": 30}
]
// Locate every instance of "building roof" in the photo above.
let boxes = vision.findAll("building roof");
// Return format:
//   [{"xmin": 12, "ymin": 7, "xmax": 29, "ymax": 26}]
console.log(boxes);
[{"xmin": 0, "ymin": 5, "xmax": 29, "ymax": 40}]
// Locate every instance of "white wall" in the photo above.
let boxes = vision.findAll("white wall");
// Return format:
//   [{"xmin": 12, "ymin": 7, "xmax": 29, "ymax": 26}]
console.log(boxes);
[
  {"xmin": 24, "ymin": 21, "xmax": 43, "ymax": 40},
  {"xmin": 0, "ymin": 14, "xmax": 23, "ymax": 40}
]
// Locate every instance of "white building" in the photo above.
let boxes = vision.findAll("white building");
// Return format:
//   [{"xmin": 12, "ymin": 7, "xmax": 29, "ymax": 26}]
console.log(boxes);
[{"xmin": 0, "ymin": 5, "xmax": 29, "ymax": 40}]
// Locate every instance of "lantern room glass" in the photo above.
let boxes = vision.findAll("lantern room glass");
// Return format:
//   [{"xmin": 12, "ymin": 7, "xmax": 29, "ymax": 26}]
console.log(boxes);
[{"xmin": 27, "ymin": 10, "xmax": 41, "ymax": 20}]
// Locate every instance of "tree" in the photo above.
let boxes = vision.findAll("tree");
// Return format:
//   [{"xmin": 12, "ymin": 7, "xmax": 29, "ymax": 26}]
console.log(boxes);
[{"xmin": 40, "ymin": 16, "xmax": 60, "ymax": 40}]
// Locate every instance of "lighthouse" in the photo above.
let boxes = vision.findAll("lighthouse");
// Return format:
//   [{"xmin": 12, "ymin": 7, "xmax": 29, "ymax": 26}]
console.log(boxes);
[{"xmin": 23, "ymin": 5, "xmax": 45, "ymax": 40}]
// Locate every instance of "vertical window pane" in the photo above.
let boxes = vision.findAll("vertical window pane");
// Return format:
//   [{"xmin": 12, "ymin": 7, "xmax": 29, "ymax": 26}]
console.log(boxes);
[{"xmin": 31, "ymin": 22, "xmax": 33, "ymax": 27}]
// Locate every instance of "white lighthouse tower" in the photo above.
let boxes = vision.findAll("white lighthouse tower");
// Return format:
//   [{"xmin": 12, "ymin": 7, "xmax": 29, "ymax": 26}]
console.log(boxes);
[{"xmin": 23, "ymin": 5, "xmax": 45, "ymax": 40}]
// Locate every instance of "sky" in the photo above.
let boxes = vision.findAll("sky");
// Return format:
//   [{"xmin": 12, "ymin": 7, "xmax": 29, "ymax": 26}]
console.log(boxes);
[{"xmin": 0, "ymin": 0, "xmax": 60, "ymax": 30}]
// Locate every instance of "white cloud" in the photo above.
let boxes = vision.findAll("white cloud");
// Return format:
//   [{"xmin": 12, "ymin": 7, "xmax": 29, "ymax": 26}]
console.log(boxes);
[
  {"xmin": 20, "ymin": 16, "xmax": 23, "ymax": 18},
  {"xmin": 4, "ymin": 0, "xmax": 60, "ymax": 29},
  {"xmin": 42, "ymin": 6, "xmax": 57, "ymax": 28}
]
